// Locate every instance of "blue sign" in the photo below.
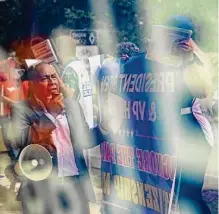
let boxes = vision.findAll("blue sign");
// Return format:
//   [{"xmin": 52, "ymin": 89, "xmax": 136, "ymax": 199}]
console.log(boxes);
[
  {"xmin": 71, "ymin": 30, "xmax": 97, "ymax": 46},
  {"xmin": 98, "ymin": 53, "xmax": 180, "ymax": 213}
]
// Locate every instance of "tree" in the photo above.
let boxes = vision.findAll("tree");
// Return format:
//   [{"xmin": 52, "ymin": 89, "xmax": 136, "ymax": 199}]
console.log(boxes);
[
  {"xmin": 147, "ymin": 0, "xmax": 218, "ymax": 52},
  {"xmin": 0, "ymin": 0, "xmax": 36, "ymax": 51},
  {"xmin": 0, "ymin": 0, "xmax": 22, "ymax": 50},
  {"xmin": 0, "ymin": 0, "xmax": 217, "ymax": 53},
  {"xmin": 64, "ymin": 0, "xmax": 148, "ymax": 52}
]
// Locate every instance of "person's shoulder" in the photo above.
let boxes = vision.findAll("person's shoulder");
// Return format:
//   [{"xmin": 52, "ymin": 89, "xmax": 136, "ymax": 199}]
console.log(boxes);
[
  {"xmin": 12, "ymin": 101, "xmax": 30, "ymax": 111},
  {"xmin": 64, "ymin": 99, "xmax": 85, "ymax": 117},
  {"xmin": 64, "ymin": 98, "xmax": 80, "ymax": 108},
  {"xmin": 10, "ymin": 101, "xmax": 33, "ymax": 120}
]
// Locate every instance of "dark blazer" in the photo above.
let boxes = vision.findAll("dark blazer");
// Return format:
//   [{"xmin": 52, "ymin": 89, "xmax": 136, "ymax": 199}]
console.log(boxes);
[{"xmin": 10, "ymin": 98, "xmax": 104, "ymax": 202}]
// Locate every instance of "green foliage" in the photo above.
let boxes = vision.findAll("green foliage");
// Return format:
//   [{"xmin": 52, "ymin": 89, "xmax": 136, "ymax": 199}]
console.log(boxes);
[
  {"xmin": 35, "ymin": 1, "xmax": 66, "ymax": 36},
  {"xmin": 0, "ymin": 0, "xmax": 217, "ymax": 53},
  {"xmin": 64, "ymin": 7, "xmax": 95, "ymax": 29},
  {"xmin": 147, "ymin": 0, "xmax": 218, "ymax": 52},
  {"xmin": 63, "ymin": 0, "xmax": 148, "ymax": 51},
  {"xmin": 63, "ymin": 0, "xmax": 218, "ymax": 52},
  {"xmin": 0, "ymin": 0, "xmax": 22, "ymax": 49}
]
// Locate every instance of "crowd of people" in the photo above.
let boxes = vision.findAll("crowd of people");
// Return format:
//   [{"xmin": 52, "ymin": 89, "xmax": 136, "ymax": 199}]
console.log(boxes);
[{"xmin": 0, "ymin": 15, "xmax": 218, "ymax": 214}]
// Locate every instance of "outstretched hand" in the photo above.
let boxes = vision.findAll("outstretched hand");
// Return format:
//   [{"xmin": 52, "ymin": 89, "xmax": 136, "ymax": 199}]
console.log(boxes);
[
  {"xmin": 55, "ymin": 72, "xmax": 75, "ymax": 99},
  {"xmin": 31, "ymin": 116, "xmax": 56, "ymax": 143}
]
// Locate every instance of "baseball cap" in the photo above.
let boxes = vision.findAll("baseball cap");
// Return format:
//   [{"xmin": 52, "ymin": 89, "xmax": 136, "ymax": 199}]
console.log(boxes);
[{"xmin": 166, "ymin": 15, "xmax": 197, "ymax": 41}]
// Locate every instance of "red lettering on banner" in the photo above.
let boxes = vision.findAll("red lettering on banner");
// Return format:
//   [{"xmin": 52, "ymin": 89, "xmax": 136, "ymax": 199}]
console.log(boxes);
[
  {"xmin": 123, "ymin": 146, "xmax": 129, "ymax": 167},
  {"xmin": 149, "ymin": 151, "xmax": 158, "ymax": 175},
  {"xmin": 101, "ymin": 142, "xmax": 116, "ymax": 164},
  {"xmin": 157, "ymin": 153, "xmax": 164, "ymax": 178},
  {"xmin": 110, "ymin": 143, "xmax": 116, "ymax": 164},
  {"xmin": 143, "ymin": 150, "xmax": 150, "ymax": 172},
  {"xmin": 162, "ymin": 154, "xmax": 170, "ymax": 180},
  {"xmin": 101, "ymin": 142, "xmax": 176, "ymax": 181},
  {"xmin": 128, "ymin": 147, "xmax": 135, "ymax": 169},
  {"xmin": 117, "ymin": 145, "xmax": 135, "ymax": 168},
  {"xmin": 117, "ymin": 145, "xmax": 125, "ymax": 166},
  {"xmin": 136, "ymin": 149, "xmax": 144, "ymax": 170},
  {"xmin": 105, "ymin": 142, "xmax": 111, "ymax": 162}
]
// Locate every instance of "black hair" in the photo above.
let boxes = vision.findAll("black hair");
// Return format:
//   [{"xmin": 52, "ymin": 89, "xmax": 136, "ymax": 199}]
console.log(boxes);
[
  {"xmin": 21, "ymin": 61, "xmax": 49, "ymax": 81},
  {"xmin": 116, "ymin": 42, "xmax": 140, "ymax": 58}
]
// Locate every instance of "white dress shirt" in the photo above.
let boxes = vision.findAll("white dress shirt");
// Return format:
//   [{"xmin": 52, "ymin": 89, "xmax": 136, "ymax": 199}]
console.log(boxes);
[{"xmin": 45, "ymin": 111, "xmax": 79, "ymax": 177}]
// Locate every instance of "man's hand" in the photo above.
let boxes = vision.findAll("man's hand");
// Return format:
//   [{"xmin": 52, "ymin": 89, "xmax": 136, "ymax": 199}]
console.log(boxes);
[
  {"xmin": 173, "ymin": 38, "xmax": 198, "ymax": 63},
  {"xmin": 31, "ymin": 117, "xmax": 56, "ymax": 143},
  {"xmin": 31, "ymin": 122, "xmax": 57, "ymax": 156},
  {"xmin": 177, "ymin": 39, "xmax": 194, "ymax": 52},
  {"xmin": 55, "ymin": 72, "xmax": 76, "ymax": 99},
  {"xmin": 46, "ymin": 93, "xmax": 64, "ymax": 116}
]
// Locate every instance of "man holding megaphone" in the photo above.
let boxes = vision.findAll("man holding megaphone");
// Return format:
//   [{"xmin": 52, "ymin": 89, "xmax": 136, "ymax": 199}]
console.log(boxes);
[{"xmin": 8, "ymin": 61, "xmax": 106, "ymax": 214}]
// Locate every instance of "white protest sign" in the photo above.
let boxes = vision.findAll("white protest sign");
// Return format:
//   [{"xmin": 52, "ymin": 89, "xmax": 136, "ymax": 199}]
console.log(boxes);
[
  {"xmin": 25, "ymin": 59, "xmax": 41, "ymax": 68},
  {"xmin": 76, "ymin": 46, "xmax": 99, "ymax": 60},
  {"xmin": 88, "ymin": 55, "xmax": 102, "ymax": 75},
  {"xmin": 88, "ymin": 55, "xmax": 102, "ymax": 94},
  {"xmin": 63, "ymin": 60, "xmax": 94, "ymax": 128}
]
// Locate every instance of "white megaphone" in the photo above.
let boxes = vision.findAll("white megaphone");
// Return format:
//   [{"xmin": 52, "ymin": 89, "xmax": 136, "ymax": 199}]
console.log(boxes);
[{"xmin": 14, "ymin": 144, "xmax": 53, "ymax": 181}]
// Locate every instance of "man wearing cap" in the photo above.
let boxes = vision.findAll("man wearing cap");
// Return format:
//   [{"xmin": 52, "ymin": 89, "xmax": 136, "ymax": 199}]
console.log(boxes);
[{"xmin": 166, "ymin": 15, "xmax": 213, "ymax": 214}]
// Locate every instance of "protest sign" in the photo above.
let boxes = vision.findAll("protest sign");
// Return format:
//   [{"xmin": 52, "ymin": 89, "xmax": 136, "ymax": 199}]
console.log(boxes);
[
  {"xmin": 76, "ymin": 46, "xmax": 99, "ymax": 60},
  {"xmin": 98, "ymin": 53, "xmax": 180, "ymax": 213},
  {"xmin": 62, "ymin": 60, "xmax": 93, "ymax": 128},
  {"xmin": 70, "ymin": 30, "xmax": 99, "ymax": 60},
  {"xmin": 31, "ymin": 39, "xmax": 58, "ymax": 64},
  {"xmin": 89, "ymin": 55, "xmax": 102, "ymax": 82},
  {"xmin": 24, "ymin": 59, "xmax": 41, "ymax": 68}
]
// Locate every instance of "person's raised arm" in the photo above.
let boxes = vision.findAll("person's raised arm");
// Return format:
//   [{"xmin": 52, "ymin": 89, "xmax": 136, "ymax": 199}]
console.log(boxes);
[{"xmin": 179, "ymin": 39, "xmax": 212, "ymax": 98}]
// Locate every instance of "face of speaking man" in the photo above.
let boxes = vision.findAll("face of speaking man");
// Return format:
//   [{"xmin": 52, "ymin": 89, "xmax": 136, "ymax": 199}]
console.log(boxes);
[{"xmin": 29, "ymin": 63, "xmax": 60, "ymax": 103}]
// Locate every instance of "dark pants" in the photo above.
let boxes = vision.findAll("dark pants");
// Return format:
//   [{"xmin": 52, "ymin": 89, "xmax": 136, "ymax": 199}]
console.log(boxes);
[
  {"xmin": 175, "ymin": 142, "xmax": 211, "ymax": 214},
  {"xmin": 20, "ymin": 176, "xmax": 90, "ymax": 214}
]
